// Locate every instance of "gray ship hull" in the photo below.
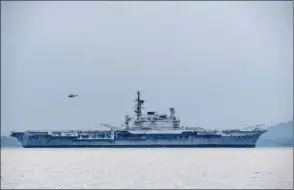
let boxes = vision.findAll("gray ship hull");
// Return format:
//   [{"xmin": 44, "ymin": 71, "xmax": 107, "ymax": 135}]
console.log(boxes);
[{"xmin": 14, "ymin": 134, "xmax": 260, "ymax": 148}]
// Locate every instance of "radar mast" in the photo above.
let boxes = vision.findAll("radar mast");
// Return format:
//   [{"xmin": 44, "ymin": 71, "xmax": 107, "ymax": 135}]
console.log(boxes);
[{"xmin": 134, "ymin": 91, "xmax": 144, "ymax": 120}]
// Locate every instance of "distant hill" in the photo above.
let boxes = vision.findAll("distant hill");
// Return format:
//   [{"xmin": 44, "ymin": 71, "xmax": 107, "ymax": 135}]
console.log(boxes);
[
  {"xmin": 256, "ymin": 120, "xmax": 293, "ymax": 147},
  {"xmin": 1, "ymin": 120, "xmax": 293, "ymax": 148}
]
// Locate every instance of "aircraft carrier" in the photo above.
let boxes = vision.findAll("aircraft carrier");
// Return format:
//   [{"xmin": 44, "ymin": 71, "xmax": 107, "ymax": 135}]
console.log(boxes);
[{"xmin": 10, "ymin": 91, "xmax": 267, "ymax": 148}]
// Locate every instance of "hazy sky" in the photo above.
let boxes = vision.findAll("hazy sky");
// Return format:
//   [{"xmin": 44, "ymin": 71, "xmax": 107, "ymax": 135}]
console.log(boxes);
[{"xmin": 1, "ymin": 1, "xmax": 293, "ymax": 135}]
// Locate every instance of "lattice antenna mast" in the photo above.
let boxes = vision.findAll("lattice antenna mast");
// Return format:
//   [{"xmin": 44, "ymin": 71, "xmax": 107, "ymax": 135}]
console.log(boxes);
[{"xmin": 134, "ymin": 91, "xmax": 144, "ymax": 120}]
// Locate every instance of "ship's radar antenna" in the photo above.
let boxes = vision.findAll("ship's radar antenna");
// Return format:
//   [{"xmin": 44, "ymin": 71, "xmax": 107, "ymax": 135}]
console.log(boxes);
[
  {"xmin": 134, "ymin": 91, "xmax": 144, "ymax": 120},
  {"xmin": 170, "ymin": 108, "xmax": 175, "ymax": 118}
]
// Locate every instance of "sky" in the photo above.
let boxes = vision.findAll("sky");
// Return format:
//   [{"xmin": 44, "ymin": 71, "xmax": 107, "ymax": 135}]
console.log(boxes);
[{"xmin": 1, "ymin": 1, "xmax": 293, "ymax": 135}]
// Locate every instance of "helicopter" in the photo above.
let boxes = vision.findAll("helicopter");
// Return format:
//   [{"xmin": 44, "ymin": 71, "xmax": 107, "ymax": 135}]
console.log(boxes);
[{"xmin": 68, "ymin": 93, "xmax": 78, "ymax": 98}]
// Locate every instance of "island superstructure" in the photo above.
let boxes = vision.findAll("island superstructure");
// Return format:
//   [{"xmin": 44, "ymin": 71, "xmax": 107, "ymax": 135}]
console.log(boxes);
[{"xmin": 11, "ymin": 91, "xmax": 267, "ymax": 148}]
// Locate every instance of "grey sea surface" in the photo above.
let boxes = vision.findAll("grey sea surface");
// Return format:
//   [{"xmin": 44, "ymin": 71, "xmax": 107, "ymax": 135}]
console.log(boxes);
[{"xmin": 1, "ymin": 148, "xmax": 293, "ymax": 189}]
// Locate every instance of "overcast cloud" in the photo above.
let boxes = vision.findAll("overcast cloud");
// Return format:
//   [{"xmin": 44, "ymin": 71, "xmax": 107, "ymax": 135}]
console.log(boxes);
[{"xmin": 1, "ymin": 1, "xmax": 293, "ymax": 135}]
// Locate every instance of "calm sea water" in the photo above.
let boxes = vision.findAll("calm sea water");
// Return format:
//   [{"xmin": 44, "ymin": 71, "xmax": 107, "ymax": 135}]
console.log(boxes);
[{"xmin": 1, "ymin": 148, "xmax": 293, "ymax": 189}]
